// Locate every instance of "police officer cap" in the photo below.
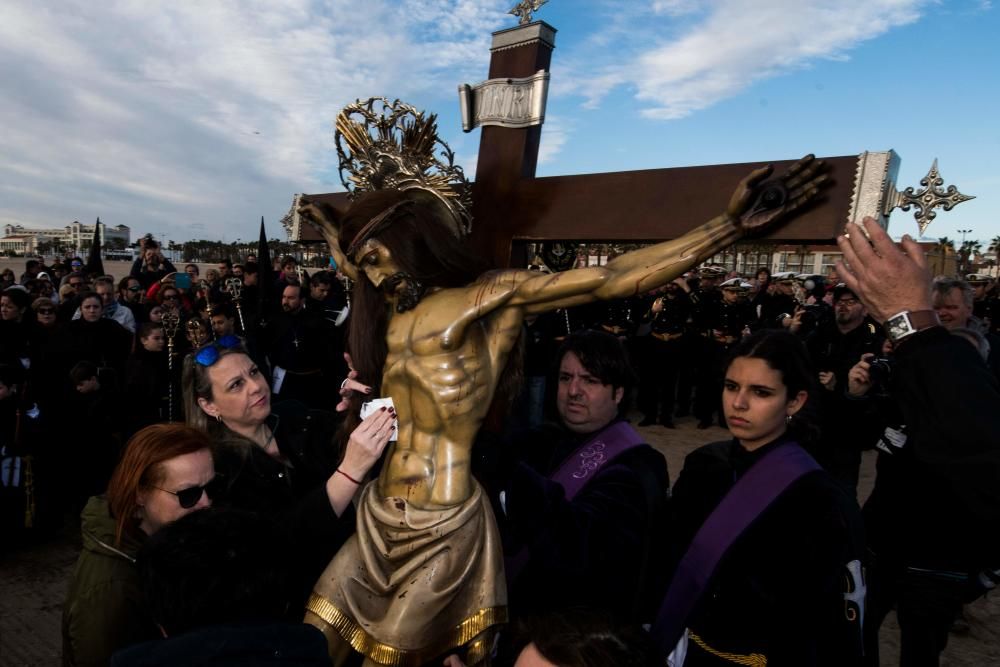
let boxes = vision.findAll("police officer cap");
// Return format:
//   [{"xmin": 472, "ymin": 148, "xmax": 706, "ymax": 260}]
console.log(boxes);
[
  {"xmin": 966, "ymin": 273, "xmax": 992, "ymax": 284},
  {"xmin": 832, "ymin": 283, "xmax": 859, "ymax": 301},
  {"xmin": 771, "ymin": 271, "xmax": 797, "ymax": 282},
  {"xmin": 720, "ymin": 278, "xmax": 746, "ymax": 290},
  {"xmin": 699, "ymin": 265, "xmax": 727, "ymax": 277}
]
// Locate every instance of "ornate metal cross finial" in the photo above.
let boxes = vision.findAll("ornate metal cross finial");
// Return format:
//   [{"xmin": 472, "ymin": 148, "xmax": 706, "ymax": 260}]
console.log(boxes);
[
  {"xmin": 885, "ymin": 159, "xmax": 975, "ymax": 236},
  {"xmin": 509, "ymin": 0, "xmax": 548, "ymax": 25}
]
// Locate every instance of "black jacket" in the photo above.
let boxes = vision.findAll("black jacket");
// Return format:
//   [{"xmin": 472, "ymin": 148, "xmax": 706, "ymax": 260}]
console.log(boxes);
[
  {"xmin": 129, "ymin": 258, "xmax": 178, "ymax": 290},
  {"xmin": 111, "ymin": 623, "xmax": 331, "ymax": 666},
  {"xmin": 668, "ymin": 437, "xmax": 865, "ymax": 666},
  {"xmin": 863, "ymin": 327, "xmax": 1000, "ymax": 572},
  {"xmin": 478, "ymin": 419, "xmax": 670, "ymax": 624},
  {"xmin": 211, "ymin": 402, "xmax": 354, "ymax": 609}
]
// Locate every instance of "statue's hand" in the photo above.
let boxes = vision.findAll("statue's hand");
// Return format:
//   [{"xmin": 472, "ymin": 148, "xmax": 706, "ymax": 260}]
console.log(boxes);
[
  {"xmin": 297, "ymin": 199, "xmax": 342, "ymax": 249},
  {"xmin": 727, "ymin": 154, "xmax": 829, "ymax": 234},
  {"xmin": 298, "ymin": 198, "xmax": 358, "ymax": 281}
]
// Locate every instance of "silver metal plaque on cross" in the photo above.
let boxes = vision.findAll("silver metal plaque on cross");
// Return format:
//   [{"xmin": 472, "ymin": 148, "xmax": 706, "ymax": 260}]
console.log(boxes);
[{"xmin": 458, "ymin": 70, "xmax": 550, "ymax": 133}]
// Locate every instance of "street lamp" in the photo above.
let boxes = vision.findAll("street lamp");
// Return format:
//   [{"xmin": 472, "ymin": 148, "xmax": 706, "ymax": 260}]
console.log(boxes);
[{"xmin": 958, "ymin": 229, "xmax": 973, "ymax": 275}]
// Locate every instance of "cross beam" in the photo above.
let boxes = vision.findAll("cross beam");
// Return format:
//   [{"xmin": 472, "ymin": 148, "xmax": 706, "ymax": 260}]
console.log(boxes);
[{"xmin": 292, "ymin": 21, "xmax": 898, "ymax": 270}]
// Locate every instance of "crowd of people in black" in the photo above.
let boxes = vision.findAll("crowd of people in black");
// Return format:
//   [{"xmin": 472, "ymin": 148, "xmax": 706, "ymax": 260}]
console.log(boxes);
[
  {"xmin": 2, "ymin": 219, "xmax": 999, "ymax": 667},
  {"xmin": 0, "ymin": 238, "xmax": 353, "ymax": 542}
]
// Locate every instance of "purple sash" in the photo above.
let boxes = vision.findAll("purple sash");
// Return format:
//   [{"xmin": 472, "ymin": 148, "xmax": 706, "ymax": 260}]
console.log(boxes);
[
  {"xmin": 652, "ymin": 442, "xmax": 820, "ymax": 656},
  {"xmin": 505, "ymin": 420, "xmax": 646, "ymax": 582}
]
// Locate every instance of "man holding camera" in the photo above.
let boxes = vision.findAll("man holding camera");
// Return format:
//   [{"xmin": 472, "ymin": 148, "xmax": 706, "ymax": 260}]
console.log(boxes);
[
  {"xmin": 837, "ymin": 218, "xmax": 1000, "ymax": 667},
  {"xmin": 805, "ymin": 283, "xmax": 884, "ymax": 494},
  {"xmin": 129, "ymin": 238, "xmax": 177, "ymax": 290}
]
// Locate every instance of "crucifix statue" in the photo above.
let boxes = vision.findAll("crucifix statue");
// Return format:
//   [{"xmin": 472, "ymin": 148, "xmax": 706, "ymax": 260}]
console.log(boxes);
[
  {"xmin": 297, "ymin": 97, "xmax": 826, "ymax": 665},
  {"xmin": 286, "ymin": 10, "xmax": 973, "ymax": 667}
]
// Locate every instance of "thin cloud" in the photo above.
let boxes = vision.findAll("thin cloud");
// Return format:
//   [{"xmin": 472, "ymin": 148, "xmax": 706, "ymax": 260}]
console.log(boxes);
[
  {"xmin": 567, "ymin": 0, "xmax": 929, "ymax": 120},
  {"xmin": 0, "ymin": 0, "xmax": 508, "ymax": 238},
  {"xmin": 538, "ymin": 115, "xmax": 571, "ymax": 165}
]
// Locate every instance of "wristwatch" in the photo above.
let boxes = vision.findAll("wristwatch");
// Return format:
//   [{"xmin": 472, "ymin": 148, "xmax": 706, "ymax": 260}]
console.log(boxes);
[{"xmin": 884, "ymin": 310, "xmax": 940, "ymax": 343}]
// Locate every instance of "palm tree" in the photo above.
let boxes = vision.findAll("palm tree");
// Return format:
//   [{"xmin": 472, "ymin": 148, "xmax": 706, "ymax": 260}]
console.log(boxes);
[
  {"xmin": 961, "ymin": 239, "xmax": 982, "ymax": 255},
  {"xmin": 988, "ymin": 236, "xmax": 1000, "ymax": 256},
  {"xmin": 959, "ymin": 239, "xmax": 982, "ymax": 275},
  {"xmin": 936, "ymin": 237, "xmax": 955, "ymax": 253}
]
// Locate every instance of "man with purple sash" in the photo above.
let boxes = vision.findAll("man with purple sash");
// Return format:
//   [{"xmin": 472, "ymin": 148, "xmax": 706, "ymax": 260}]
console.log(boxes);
[{"xmin": 477, "ymin": 331, "xmax": 670, "ymax": 638}]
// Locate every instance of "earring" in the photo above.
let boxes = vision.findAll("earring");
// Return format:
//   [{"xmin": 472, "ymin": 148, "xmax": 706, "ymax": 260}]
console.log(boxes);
[
  {"xmin": 785, "ymin": 414, "xmax": 792, "ymax": 425},
  {"xmin": 215, "ymin": 414, "xmax": 223, "ymax": 423}
]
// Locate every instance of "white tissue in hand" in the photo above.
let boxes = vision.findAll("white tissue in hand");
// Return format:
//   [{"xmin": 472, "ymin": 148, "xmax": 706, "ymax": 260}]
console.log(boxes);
[{"xmin": 360, "ymin": 397, "xmax": 398, "ymax": 441}]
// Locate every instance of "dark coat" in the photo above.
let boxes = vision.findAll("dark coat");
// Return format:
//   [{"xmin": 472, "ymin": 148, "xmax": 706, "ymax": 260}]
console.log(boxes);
[
  {"xmin": 124, "ymin": 348, "xmax": 174, "ymax": 435},
  {"xmin": 668, "ymin": 437, "xmax": 865, "ymax": 666},
  {"xmin": 54, "ymin": 318, "xmax": 133, "ymax": 388},
  {"xmin": 863, "ymin": 327, "xmax": 1000, "ymax": 572},
  {"xmin": 111, "ymin": 623, "xmax": 332, "ymax": 667},
  {"xmin": 62, "ymin": 496, "xmax": 158, "ymax": 667},
  {"xmin": 210, "ymin": 402, "xmax": 354, "ymax": 608},
  {"xmin": 129, "ymin": 258, "xmax": 178, "ymax": 290},
  {"xmin": 478, "ymin": 419, "xmax": 670, "ymax": 624}
]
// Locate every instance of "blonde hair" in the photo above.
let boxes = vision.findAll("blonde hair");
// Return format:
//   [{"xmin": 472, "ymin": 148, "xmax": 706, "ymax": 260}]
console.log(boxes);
[{"xmin": 181, "ymin": 341, "xmax": 250, "ymax": 436}]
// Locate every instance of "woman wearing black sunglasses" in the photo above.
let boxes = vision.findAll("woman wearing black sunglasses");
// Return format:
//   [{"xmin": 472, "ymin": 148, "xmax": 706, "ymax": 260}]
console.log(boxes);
[
  {"xmin": 63, "ymin": 423, "xmax": 216, "ymax": 667},
  {"xmin": 181, "ymin": 336, "xmax": 395, "ymax": 611}
]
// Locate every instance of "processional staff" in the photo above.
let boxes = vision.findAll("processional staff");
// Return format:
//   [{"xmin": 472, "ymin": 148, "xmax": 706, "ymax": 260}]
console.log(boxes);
[
  {"xmin": 225, "ymin": 277, "xmax": 247, "ymax": 333},
  {"xmin": 161, "ymin": 308, "xmax": 181, "ymax": 422},
  {"xmin": 199, "ymin": 280, "xmax": 213, "ymax": 320}
]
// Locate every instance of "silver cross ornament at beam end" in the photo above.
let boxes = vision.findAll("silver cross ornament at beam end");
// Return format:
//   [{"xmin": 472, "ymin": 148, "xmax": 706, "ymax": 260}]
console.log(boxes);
[
  {"xmin": 509, "ymin": 0, "xmax": 548, "ymax": 26},
  {"xmin": 885, "ymin": 159, "xmax": 975, "ymax": 236}
]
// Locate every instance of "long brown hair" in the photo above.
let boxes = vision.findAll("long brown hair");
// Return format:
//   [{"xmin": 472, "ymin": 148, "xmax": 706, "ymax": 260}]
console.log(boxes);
[
  {"xmin": 106, "ymin": 423, "xmax": 212, "ymax": 546},
  {"xmin": 338, "ymin": 190, "xmax": 489, "ymax": 429},
  {"xmin": 337, "ymin": 190, "xmax": 524, "ymax": 435}
]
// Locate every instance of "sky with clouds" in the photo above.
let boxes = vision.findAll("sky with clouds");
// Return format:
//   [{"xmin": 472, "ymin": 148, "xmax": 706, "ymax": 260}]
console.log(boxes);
[{"xmin": 1, "ymin": 0, "xmax": 997, "ymax": 247}]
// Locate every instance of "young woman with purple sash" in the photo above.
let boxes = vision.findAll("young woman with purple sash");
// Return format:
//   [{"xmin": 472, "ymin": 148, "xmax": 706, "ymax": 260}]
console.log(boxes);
[{"xmin": 655, "ymin": 330, "xmax": 865, "ymax": 666}]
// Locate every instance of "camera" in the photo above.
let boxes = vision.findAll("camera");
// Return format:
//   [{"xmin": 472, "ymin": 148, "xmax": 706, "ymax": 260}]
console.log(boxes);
[{"xmin": 868, "ymin": 357, "xmax": 894, "ymax": 394}]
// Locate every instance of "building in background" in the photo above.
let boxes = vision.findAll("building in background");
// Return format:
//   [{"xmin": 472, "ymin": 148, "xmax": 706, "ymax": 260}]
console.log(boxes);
[{"xmin": 0, "ymin": 221, "xmax": 131, "ymax": 257}]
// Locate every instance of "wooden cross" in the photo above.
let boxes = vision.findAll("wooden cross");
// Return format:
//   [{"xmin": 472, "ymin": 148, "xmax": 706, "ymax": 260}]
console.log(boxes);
[{"xmin": 292, "ymin": 20, "xmax": 935, "ymax": 270}]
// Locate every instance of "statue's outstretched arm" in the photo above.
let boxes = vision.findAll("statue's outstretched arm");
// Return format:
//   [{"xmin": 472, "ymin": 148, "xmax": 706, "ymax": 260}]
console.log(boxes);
[
  {"xmin": 511, "ymin": 155, "xmax": 827, "ymax": 313},
  {"xmin": 297, "ymin": 199, "xmax": 359, "ymax": 281}
]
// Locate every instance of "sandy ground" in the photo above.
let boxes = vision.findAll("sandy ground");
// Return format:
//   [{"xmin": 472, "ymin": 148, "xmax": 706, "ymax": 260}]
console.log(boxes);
[
  {"xmin": 0, "ymin": 258, "xmax": 218, "ymax": 284},
  {"xmin": 1, "ymin": 414, "xmax": 997, "ymax": 665}
]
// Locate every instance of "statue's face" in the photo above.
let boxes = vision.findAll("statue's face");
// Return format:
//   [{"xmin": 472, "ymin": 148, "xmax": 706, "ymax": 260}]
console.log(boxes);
[
  {"xmin": 355, "ymin": 238, "xmax": 425, "ymax": 312},
  {"xmin": 355, "ymin": 238, "xmax": 400, "ymax": 291}
]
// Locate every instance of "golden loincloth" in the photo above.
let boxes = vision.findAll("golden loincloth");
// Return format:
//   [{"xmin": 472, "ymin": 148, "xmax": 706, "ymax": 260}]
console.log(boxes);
[{"xmin": 306, "ymin": 480, "xmax": 507, "ymax": 666}]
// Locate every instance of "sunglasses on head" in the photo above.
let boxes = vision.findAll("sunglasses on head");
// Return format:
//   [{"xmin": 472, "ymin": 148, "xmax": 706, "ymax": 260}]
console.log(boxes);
[
  {"xmin": 194, "ymin": 334, "xmax": 242, "ymax": 366},
  {"xmin": 152, "ymin": 475, "xmax": 225, "ymax": 509}
]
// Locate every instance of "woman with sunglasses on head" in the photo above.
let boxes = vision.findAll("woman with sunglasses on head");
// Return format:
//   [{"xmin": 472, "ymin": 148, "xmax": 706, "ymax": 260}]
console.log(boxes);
[
  {"xmin": 62, "ymin": 423, "xmax": 217, "ymax": 667},
  {"xmin": 181, "ymin": 336, "xmax": 395, "ymax": 609},
  {"xmin": 656, "ymin": 330, "xmax": 865, "ymax": 666}
]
